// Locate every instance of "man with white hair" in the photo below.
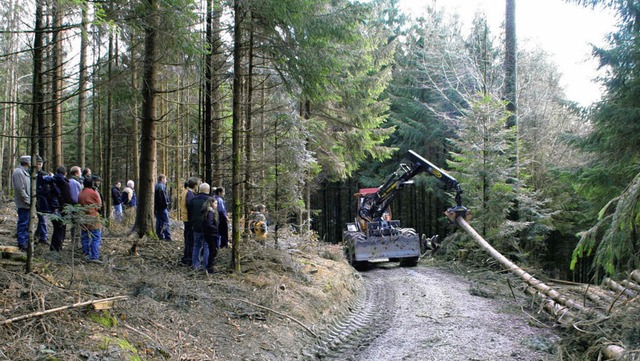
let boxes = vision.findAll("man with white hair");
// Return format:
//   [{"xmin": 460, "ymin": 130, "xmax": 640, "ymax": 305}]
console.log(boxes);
[
  {"xmin": 188, "ymin": 182, "xmax": 212, "ymax": 271},
  {"xmin": 12, "ymin": 155, "xmax": 32, "ymax": 251}
]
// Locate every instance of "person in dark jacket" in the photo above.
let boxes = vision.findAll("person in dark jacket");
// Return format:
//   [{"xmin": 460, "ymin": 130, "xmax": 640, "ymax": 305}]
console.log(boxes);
[
  {"xmin": 202, "ymin": 196, "xmax": 219, "ymax": 273},
  {"xmin": 214, "ymin": 187, "xmax": 229, "ymax": 248},
  {"xmin": 188, "ymin": 183, "xmax": 212, "ymax": 271},
  {"xmin": 181, "ymin": 177, "xmax": 199, "ymax": 265},
  {"xmin": 111, "ymin": 181, "xmax": 123, "ymax": 222},
  {"xmin": 51, "ymin": 166, "xmax": 75, "ymax": 252},
  {"xmin": 154, "ymin": 174, "xmax": 171, "ymax": 241},
  {"xmin": 34, "ymin": 155, "xmax": 52, "ymax": 245}
]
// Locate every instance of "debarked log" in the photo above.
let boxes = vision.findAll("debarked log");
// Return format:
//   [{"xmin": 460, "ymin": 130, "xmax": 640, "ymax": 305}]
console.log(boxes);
[{"xmin": 454, "ymin": 215, "xmax": 589, "ymax": 314}]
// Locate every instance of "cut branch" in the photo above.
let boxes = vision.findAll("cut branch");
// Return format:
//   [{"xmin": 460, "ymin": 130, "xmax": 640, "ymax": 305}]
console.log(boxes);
[{"xmin": 0, "ymin": 296, "xmax": 128, "ymax": 326}]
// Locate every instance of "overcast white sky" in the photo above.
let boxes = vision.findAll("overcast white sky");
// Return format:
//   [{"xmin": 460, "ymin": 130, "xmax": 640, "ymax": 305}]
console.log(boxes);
[{"xmin": 398, "ymin": 0, "xmax": 618, "ymax": 106}]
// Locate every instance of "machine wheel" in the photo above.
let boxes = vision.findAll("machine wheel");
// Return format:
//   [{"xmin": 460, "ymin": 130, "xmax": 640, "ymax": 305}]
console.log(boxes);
[
  {"xmin": 346, "ymin": 246, "xmax": 368, "ymax": 271},
  {"xmin": 399, "ymin": 256, "xmax": 418, "ymax": 267}
]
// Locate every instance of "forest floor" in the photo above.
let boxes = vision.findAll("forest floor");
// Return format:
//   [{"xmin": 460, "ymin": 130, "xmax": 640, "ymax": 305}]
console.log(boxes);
[{"xmin": 0, "ymin": 205, "xmax": 563, "ymax": 360}]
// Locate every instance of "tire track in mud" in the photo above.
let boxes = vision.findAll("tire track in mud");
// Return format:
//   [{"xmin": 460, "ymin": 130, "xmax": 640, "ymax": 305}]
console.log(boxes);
[
  {"xmin": 302, "ymin": 267, "xmax": 397, "ymax": 360},
  {"xmin": 304, "ymin": 265, "xmax": 558, "ymax": 361}
]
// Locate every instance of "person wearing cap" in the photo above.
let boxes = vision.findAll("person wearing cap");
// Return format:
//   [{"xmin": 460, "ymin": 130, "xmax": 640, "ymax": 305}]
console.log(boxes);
[
  {"xmin": 78, "ymin": 177, "xmax": 103, "ymax": 262},
  {"xmin": 12, "ymin": 155, "xmax": 32, "ymax": 251}
]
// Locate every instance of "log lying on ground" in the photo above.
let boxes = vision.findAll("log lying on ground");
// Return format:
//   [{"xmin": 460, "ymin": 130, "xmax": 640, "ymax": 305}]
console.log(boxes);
[
  {"xmin": 0, "ymin": 296, "xmax": 128, "ymax": 326},
  {"xmin": 620, "ymin": 279, "xmax": 640, "ymax": 293},
  {"xmin": 630, "ymin": 270, "xmax": 640, "ymax": 284},
  {"xmin": 452, "ymin": 214, "xmax": 635, "ymax": 359},
  {"xmin": 525, "ymin": 287, "xmax": 575, "ymax": 324},
  {"xmin": 453, "ymin": 215, "xmax": 589, "ymax": 314},
  {"xmin": 603, "ymin": 277, "xmax": 637, "ymax": 299}
]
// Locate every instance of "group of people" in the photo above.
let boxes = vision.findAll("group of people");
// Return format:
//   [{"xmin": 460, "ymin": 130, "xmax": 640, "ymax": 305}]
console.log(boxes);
[
  {"xmin": 11, "ymin": 155, "xmax": 116, "ymax": 262},
  {"xmin": 110, "ymin": 180, "xmax": 137, "ymax": 224},
  {"xmin": 179, "ymin": 177, "xmax": 230, "ymax": 274},
  {"xmin": 11, "ymin": 155, "xmax": 271, "ymax": 269}
]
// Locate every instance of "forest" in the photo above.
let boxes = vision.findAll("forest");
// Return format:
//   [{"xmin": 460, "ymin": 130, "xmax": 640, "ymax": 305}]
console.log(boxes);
[{"xmin": 0, "ymin": 0, "xmax": 639, "ymax": 281}]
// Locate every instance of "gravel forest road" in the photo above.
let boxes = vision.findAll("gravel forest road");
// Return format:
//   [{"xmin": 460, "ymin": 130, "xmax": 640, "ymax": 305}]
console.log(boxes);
[{"xmin": 307, "ymin": 264, "xmax": 558, "ymax": 361}]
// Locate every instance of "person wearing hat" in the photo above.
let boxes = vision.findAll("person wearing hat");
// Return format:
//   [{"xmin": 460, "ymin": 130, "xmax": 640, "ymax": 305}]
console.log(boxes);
[{"xmin": 12, "ymin": 155, "xmax": 32, "ymax": 251}]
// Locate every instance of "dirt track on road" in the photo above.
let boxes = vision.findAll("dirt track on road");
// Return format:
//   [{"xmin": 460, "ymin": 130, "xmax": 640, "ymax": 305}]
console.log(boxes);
[{"xmin": 307, "ymin": 264, "xmax": 558, "ymax": 361}]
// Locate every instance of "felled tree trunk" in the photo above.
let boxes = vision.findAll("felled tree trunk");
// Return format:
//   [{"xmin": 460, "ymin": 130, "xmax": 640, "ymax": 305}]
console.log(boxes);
[{"xmin": 453, "ymin": 214, "xmax": 588, "ymax": 313}]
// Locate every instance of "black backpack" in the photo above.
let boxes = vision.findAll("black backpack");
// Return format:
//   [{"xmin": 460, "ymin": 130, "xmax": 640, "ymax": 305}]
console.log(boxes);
[{"xmin": 36, "ymin": 174, "xmax": 61, "ymax": 213}]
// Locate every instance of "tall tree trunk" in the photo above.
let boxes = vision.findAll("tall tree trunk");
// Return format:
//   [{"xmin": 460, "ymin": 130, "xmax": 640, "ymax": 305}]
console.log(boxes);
[
  {"xmin": 231, "ymin": 0, "xmax": 244, "ymax": 272},
  {"xmin": 130, "ymin": 34, "xmax": 140, "ymax": 184},
  {"xmin": 203, "ymin": 0, "xmax": 213, "ymax": 184},
  {"xmin": 133, "ymin": 0, "xmax": 159, "ymax": 249},
  {"xmin": 104, "ymin": 31, "xmax": 114, "ymax": 216},
  {"xmin": 77, "ymin": 2, "xmax": 88, "ymax": 168},
  {"xmin": 27, "ymin": 0, "xmax": 46, "ymax": 273},
  {"xmin": 505, "ymin": 0, "xmax": 518, "ymax": 173},
  {"xmin": 1, "ymin": 0, "xmax": 19, "ymax": 193},
  {"xmin": 51, "ymin": 0, "xmax": 63, "ymax": 167},
  {"xmin": 243, "ymin": 16, "xmax": 254, "ymax": 233},
  {"xmin": 212, "ymin": 0, "xmax": 223, "ymax": 184}
]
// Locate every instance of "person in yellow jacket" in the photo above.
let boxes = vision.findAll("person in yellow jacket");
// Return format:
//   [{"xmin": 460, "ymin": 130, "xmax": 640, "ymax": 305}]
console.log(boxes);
[
  {"xmin": 180, "ymin": 177, "xmax": 199, "ymax": 265},
  {"xmin": 249, "ymin": 204, "xmax": 268, "ymax": 243}
]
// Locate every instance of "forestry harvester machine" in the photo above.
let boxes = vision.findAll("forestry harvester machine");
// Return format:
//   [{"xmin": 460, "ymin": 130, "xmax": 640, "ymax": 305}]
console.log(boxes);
[{"xmin": 343, "ymin": 150, "xmax": 468, "ymax": 269}]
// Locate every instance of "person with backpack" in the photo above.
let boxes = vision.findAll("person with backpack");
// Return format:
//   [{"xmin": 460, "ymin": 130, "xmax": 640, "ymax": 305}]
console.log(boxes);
[
  {"xmin": 214, "ymin": 187, "xmax": 229, "ymax": 248},
  {"xmin": 154, "ymin": 174, "xmax": 171, "ymax": 241},
  {"xmin": 121, "ymin": 180, "xmax": 137, "ymax": 224},
  {"xmin": 249, "ymin": 204, "xmax": 268, "ymax": 244},
  {"xmin": 189, "ymin": 183, "xmax": 212, "ymax": 271},
  {"xmin": 50, "ymin": 166, "xmax": 74, "ymax": 252},
  {"xmin": 201, "ymin": 196, "xmax": 219, "ymax": 274}
]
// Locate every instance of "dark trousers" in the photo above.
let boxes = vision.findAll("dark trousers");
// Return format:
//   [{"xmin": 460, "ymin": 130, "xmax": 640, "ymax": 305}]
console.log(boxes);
[
  {"xmin": 218, "ymin": 217, "xmax": 229, "ymax": 248},
  {"xmin": 182, "ymin": 221, "xmax": 194, "ymax": 264},
  {"xmin": 204, "ymin": 235, "xmax": 219, "ymax": 271},
  {"xmin": 51, "ymin": 215, "xmax": 66, "ymax": 252}
]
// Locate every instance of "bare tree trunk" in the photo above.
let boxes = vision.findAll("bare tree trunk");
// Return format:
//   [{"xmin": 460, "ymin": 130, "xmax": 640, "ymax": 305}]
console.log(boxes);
[
  {"xmin": 27, "ymin": 0, "xmax": 46, "ymax": 273},
  {"xmin": 1, "ymin": 0, "xmax": 20, "ymax": 193},
  {"xmin": 77, "ymin": 2, "xmax": 88, "ymax": 168},
  {"xmin": 51, "ymin": 0, "xmax": 63, "ymax": 167},
  {"xmin": 243, "ymin": 17, "xmax": 254, "ymax": 229},
  {"xmin": 203, "ymin": 0, "xmax": 213, "ymax": 184},
  {"xmin": 130, "ymin": 34, "xmax": 140, "ymax": 184},
  {"xmin": 231, "ymin": 0, "xmax": 244, "ymax": 272},
  {"xmin": 104, "ymin": 31, "xmax": 114, "ymax": 215},
  {"xmin": 132, "ymin": 0, "xmax": 159, "ymax": 249},
  {"xmin": 505, "ymin": 0, "xmax": 519, "ymax": 181},
  {"xmin": 212, "ymin": 0, "xmax": 223, "ymax": 184}
]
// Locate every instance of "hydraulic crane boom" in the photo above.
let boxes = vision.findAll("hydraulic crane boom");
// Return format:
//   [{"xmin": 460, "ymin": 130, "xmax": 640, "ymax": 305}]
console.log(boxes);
[
  {"xmin": 344, "ymin": 150, "xmax": 465, "ymax": 269},
  {"xmin": 358, "ymin": 150, "xmax": 463, "ymax": 223}
]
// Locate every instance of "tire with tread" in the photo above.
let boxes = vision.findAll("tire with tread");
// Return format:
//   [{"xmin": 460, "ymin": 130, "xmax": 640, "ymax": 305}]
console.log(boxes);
[{"xmin": 344, "ymin": 231, "xmax": 368, "ymax": 271}]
